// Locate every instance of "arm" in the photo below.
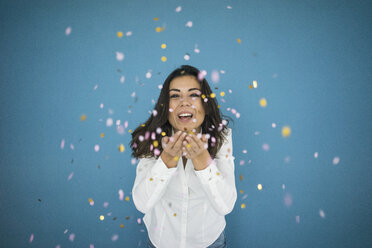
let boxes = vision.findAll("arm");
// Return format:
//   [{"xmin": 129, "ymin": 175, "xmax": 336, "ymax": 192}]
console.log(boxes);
[
  {"xmin": 132, "ymin": 156, "xmax": 177, "ymax": 214},
  {"xmin": 194, "ymin": 128, "xmax": 237, "ymax": 216}
]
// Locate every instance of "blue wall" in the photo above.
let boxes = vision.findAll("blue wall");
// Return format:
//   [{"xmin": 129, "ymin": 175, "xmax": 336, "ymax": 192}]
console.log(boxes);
[{"xmin": 1, "ymin": 0, "xmax": 372, "ymax": 247}]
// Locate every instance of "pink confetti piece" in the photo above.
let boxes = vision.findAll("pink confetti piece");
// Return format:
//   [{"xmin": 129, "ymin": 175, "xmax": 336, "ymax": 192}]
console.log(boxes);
[
  {"xmin": 131, "ymin": 92, "xmax": 136, "ymax": 97},
  {"xmin": 120, "ymin": 76, "xmax": 125, "ymax": 83},
  {"xmin": 242, "ymin": 149, "xmax": 247, "ymax": 154},
  {"xmin": 131, "ymin": 158, "xmax": 137, "ymax": 165},
  {"xmin": 56, "ymin": 245, "xmax": 61, "ymax": 248},
  {"xmin": 239, "ymin": 160, "xmax": 245, "ymax": 166},
  {"xmin": 67, "ymin": 172, "xmax": 74, "ymax": 181},
  {"xmin": 220, "ymin": 70, "xmax": 225, "ymax": 74},
  {"xmin": 107, "ymin": 212, "xmax": 112, "ymax": 216},
  {"xmin": 137, "ymin": 218, "xmax": 142, "ymax": 224},
  {"xmin": 103, "ymin": 202, "xmax": 109, "ymax": 208},
  {"xmin": 194, "ymin": 44, "xmax": 200, "ymax": 53},
  {"xmin": 100, "ymin": 103, "xmax": 104, "ymax": 109},
  {"xmin": 332, "ymin": 156, "xmax": 340, "ymax": 165},
  {"xmin": 117, "ymin": 125, "xmax": 124, "ymax": 134},
  {"xmin": 70, "ymin": 144, "xmax": 74, "ymax": 150},
  {"xmin": 94, "ymin": 144, "xmax": 100, "ymax": 152},
  {"xmin": 118, "ymin": 189, "xmax": 124, "ymax": 201},
  {"xmin": 106, "ymin": 118, "xmax": 113, "ymax": 127},
  {"xmin": 152, "ymin": 110, "xmax": 158, "ymax": 116},
  {"xmin": 319, "ymin": 209, "xmax": 326, "ymax": 218},
  {"xmin": 29, "ymin": 234, "xmax": 34, "ymax": 243},
  {"xmin": 262, "ymin": 143, "xmax": 269, "ymax": 151},
  {"xmin": 124, "ymin": 121, "xmax": 128, "ymax": 128},
  {"xmin": 284, "ymin": 156, "xmax": 291, "ymax": 163},
  {"xmin": 198, "ymin": 70, "xmax": 207, "ymax": 80},
  {"xmin": 139, "ymin": 135, "xmax": 144, "ymax": 142},
  {"xmin": 145, "ymin": 131, "xmax": 150, "ymax": 140},
  {"xmin": 65, "ymin": 26, "xmax": 71, "ymax": 35},
  {"xmin": 284, "ymin": 193, "xmax": 292, "ymax": 207},
  {"xmin": 126, "ymin": 31, "xmax": 132, "ymax": 36},
  {"xmin": 69, "ymin": 233, "xmax": 75, "ymax": 242},
  {"xmin": 231, "ymin": 109, "xmax": 236, "ymax": 114},
  {"xmin": 89, "ymin": 199, "xmax": 94, "ymax": 206},
  {"xmin": 94, "ymin": 84, "xmax": 98, "ymax": 90},
  {"xmin": 116, "ymin": 52, "xmax": 124, "ymax": 61},
  {"xmin": 90, "ymin": 245, "xmax": 95, "ymax": 248},
  {"xmin": 296, "ymin": 216, "xmax": 300, "ymax": 223},
  {"xmin": 227, "ymin": 5, "xmax": 232, "ymax": 9},
  {"xmin": 175, "ymin": 6, "xmax": 182, "ymax": 12},
  {"xmin": 236, "ymin": 113, "xmax": 240, "ymax": 118},
  {"xmin": 111, "ymin": 234, "xmax": 119, "ymax": 242},
  {"xmin": 64, "ymin": 229, "xmax": 68, "ymax": 234},
  {"xmin": 154, "ymin": 149, "xmax": 160, "ymax": 156},
  {"xmin": 254, "ymin": 131, "xmax": 260, "ymax": 135},
  {"xmin": 151, "ymin": 132, "xmax": 156, "ymax": 140},
  {"xmin": 60, "ymin": 139, "xmax": 65, "ymax": 149},
  {"xmin": 185, "ymin": 21, "xmax": 193, "ymax": 27},
  {"xmin": 272, "ymin": 123, "xmax": 276, "ymax": 128},
  {"xmin": 211, "ymin": 70, "xmax": 220, "ymax": 83},
  {"xmin": 282, "ymin": 184, "xmax": 286, "ymax": 190},
  {"xmin": 314, "ymin": 152, "xmax": 318, "ymax": 158}
]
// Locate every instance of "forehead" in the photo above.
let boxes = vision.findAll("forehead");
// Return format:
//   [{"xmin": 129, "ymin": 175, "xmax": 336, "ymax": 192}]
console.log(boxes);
[{"xmin": 169, "ymin": 76, "xmax": 200, "ymax": 90}]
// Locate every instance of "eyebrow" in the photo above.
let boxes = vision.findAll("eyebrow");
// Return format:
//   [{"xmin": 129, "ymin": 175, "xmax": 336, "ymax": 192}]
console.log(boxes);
[{"xmin": 169, "ymin": 88, "xmax": 201, "ymax": 92}]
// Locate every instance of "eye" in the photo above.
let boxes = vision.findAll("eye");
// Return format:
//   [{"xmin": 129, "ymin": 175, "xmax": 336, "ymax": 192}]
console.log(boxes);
[
  {"xmin": 170, "ymin": 94, "xmax": 179, "ymax": 98},
  {"xmin": 190, "ymin": 93, "xmax": 200, "ymax": 97}
]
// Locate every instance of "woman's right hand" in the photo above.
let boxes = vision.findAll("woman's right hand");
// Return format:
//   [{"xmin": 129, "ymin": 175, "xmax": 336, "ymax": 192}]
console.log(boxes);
[{"xmin": 161, "ymin": 131, "xmax": 187, "ymax": 168}]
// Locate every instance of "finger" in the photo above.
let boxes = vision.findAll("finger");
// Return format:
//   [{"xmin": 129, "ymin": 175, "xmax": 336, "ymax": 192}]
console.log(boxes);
[
  {"xmin": 173, "ymin": 132, "xmax": 187, "ymax": 151},
  {"xmin": 161, "ymin": 136, "xmax": 169, "ymax": 148},
  {"xmin": 188, "ymin": 134, "xmax": 203, "ymax": 150},
  {"xmin": 168, "ymin": 131, "xmax": 182, "ymax": 149},
  {"xmin": 184, "ymin": 137, "xmax": 198, "ymax": 155}
]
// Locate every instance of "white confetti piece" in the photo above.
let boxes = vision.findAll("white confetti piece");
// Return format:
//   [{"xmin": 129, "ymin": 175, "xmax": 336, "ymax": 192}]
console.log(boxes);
[
  {"xmin": 111, "ymin": 234, "xmax": 119, "ymax": 242},
  {"xmin": 211, "ymin": 70, "xmax": 220, "ymax": 83},
  {"xmin": 242, "ymin": 149, "xmax": 247, "ymax": 154},
  {"xmin": 70, "ymin": 144, "xmax": 74, "ymax": 150},
  {"xmin": 120, "ymin": 76, "xmax": 125, "ymax": 83},
  {"xmin": 184, "ymin": 53, "xmax": 190, "ymax": 60},
  {"xmin": 94, "ymin": 144, "xmax": 100, "ymax": 152},
  {"xmin": 314, "ymin": 152, "xmax": 318, "ymax": 158},
  {"xmin": 116, "ymin": 52, "xmax": 124, "ymax": 61},
  {"xmin": 319, "ymin": 209, "xmax": 326, "ymax": 218},
  {"xmin": 236, "ymin": 113, "xmax": 240, "ymax": 119},
  {"xmin": 296, "ymin": 216, "xmax": 300, "ymax": 223},
  {"xmin": 194, "ymin": 44, "xmax": 200, "ymax": 53},
  {"xmin": 175, "ymin": 6, "xmax": 182, "ymax": 12},
  {"xmin": 198, "ymin": 70, "xmax": 207, "ymax": 80},
  {"xmin": 227, "ymin": 6, "xmax": 232, "ymax": 9},
  {"xmin": 126, "ymin": 31, "xmax": 132, "ymax": 36},
  {"xmin": 65, "ymin": 27, "xmax": 71, "ymax": 35},
  {"xmin": 106, "ymin": 118, "xmax": 113, "ymax": 127},
  {"xmin": 146, "ymin": 71, "xmax": 152, "ymax": 79},
  {"xmin": 100, "ymin": 103, "xmax": 104, "ymax": 109},
  {"xmin": 272, "ymin": 123, "xmax": 276, "ymax": 128},
  {"xmin": 118, "ymin": 189, "xmax": 124, "ymax": 201},
  {"xmin": 332, "ymin": 156, "xmax": 340, "ymax": 165},
  {"xmin": 262, "ymin": 143, "xmax": 269, "ymax": 151},
  {"xmin": 185, "ymin": 21, "xmax": 193, "ymax": 27},
  {"xmin": 94, "ymin": 84, "xmax": 98, "ymax": 90}
]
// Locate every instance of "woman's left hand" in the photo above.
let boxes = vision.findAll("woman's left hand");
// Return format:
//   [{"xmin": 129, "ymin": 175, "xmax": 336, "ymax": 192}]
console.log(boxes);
[{"xmin": 182, "ymin": 134, "xmax": 208, "ymax": 160}]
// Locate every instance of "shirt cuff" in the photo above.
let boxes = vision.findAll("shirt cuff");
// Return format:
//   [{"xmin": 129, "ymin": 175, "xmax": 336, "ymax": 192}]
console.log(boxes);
[{"xmin": 194, "ymin": 160, "xmax": 223, "ymax": 183}]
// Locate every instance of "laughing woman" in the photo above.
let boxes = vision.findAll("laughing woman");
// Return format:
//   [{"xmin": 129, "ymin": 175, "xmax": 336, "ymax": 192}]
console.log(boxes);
[{"xmin": 131, "ymin": 65, "xmax": 237, "ymax": 248}]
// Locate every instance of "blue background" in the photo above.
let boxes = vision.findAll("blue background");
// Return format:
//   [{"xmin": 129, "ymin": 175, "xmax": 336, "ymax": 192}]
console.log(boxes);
[{"xmin": 1, "ymin": 0, "xmax": 372, "ymax": 247}]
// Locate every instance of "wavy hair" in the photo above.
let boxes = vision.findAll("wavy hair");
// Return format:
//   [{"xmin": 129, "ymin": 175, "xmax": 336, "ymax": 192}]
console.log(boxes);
[{"xmin": 130, "ymin": 65, "xmax": 232, "ymax": 159}]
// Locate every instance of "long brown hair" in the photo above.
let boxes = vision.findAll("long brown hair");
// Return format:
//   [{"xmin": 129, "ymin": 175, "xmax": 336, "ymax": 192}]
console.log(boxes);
[{"xmin": 130, "ymin": 65, "xmax": 232, "ymax": 159}]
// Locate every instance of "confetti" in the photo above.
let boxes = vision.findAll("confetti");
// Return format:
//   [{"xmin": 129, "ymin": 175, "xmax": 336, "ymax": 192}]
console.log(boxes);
[
  {"xmin": 211, "ymin": 70, "xmax": 220, "ymax": 83},
  {"xmin": 175, "ymin": 6, "xmax": 182, "ymax": 12},
  {"xmin": 262, "ymin": 143, "xmax": 269, "ymax": 151},
  {"xmin": 185, "ymin": 21, "xmax": 193, "ymax": 27},
  {"xmin": 146, "ymin": 71, "xmax": 152, "ymax": 78},
  {"xmin": 332, "ymin": 156, "xmax": 340, "ymax": 165},
  {"xmin": 126, "ymin": 31, "xmax": 132, "ymax": 36},
  {"xmin": 118, "ymin": 189, "xmax": 124, "ymax": 201},
  {"xmin": 111, "ymin": 234, "xmax": 119, "ymax": 241},
  {"xmin": 237, "ymin": 38, "xmax": 241, "ymax": 43},
  {"xmin": 65, "ymin": 27, "xmax": 71, "ymax": 36},
  {"xmin": 253, "ymin": 80, "xmax": 258, "ymax": 88},
  {"xmin": 29, "ymin": 234, "xmax": 34, "ymax": 243},
  {"xmin": 257, "ymin": 184, "xmax": 263, "ymax": 190},
  {"xmin": 60, "ymin": 139, "xmax": 65, "ymax": 149},
  {"xmin": 69, "ymin": 233, "xmax": 75, "ymax": 242},
  {"xmin": 103, "ymin": 202, "xmax": 109, "ymax": 208},
  {"xmin": 282, "ymin": 126, "xmax": 291, "ymax": 138},
  {"xmin": 184, "ymin": 53, "xmax": 190, "ymax": 60},
  {"xmin": 125, "ymin": 196, "xmax": 130, "ymax": 202},
  {"xmin": 117, "ymin": 31, "xmax": 123, "ymax": 38},
  {"xmin": 319, "ymin": 209, "xmax": 326, "ymax": 218},
  {"xmin": 227, "ymin": 5, "xmax": 232, "ymax": 9},
  {"xmin": 194, "ymin": 44, "xmax": 200, "ymax": 53},
  {"xmin": 284, "ymin": 193, "xmax": 292, "ymax": 207},
  {"xmin": 241, "ymin": 203, "xmax": 246, "ymax": 209},
  {"xmin": 80, "ymin": 114, "xmax": 87, "ymax": 121},
  {"xmin": 88, "ymin": 198, "xmax": 94, "ymax": 206},
  {"xmin": 314, "ymin": 152, "xmax": 318, "ymax": 158},
  {"xmin": 120, "ymin": 76, "xmax": 125, "ymax": 83},
  {"xmin": 198, "ymin": 70, "xmax": 207, "ymax": 80},
  {"xmin": 118, "ymin": 144, "xmax": 125, "ymax": 152},
  {"xmin": 106, "ymin": 118, "xmax": 113, "ymax": 127},
  {"xmin": 137, "ymin": 218, "xmax": 142, "ymax": 224},
  {"xmin": 154, "ymin": 17, "xmax": 159, "ymax": 21},
  {"xmin": 161, "ymin": 43, "xmax": 166, "ymax": 49},
  {"xmin": 272, "ymin": 123, "xmax": 276, "ymax": 128},
  {"xmin": 259, "ymin": 98, "xmax": 267, "ymax": 107},
  {"xmin": 161, "ymin": 56, "xmax": 167, "ymax": 62},
  {"xmin": 67, "ymin": 172, "xmax": 74, "ymax": 181},
  {"xmin": 242, "ymin": 149, "xmax": 247, "ymax": 154},
  {"xmin": 220, "ymin": 91, "xmax": 225, "ymax": 96},
  {"xmin": 116, "ymin": 52, "xmax": 124, "ymax": 61},
  {"xmin": 94, "ymin": 144, "xmax": 100, "ymax": 152},
  {"xmin": 120, "ymin": 224, "xmax": 124, "ymax": 228},
  {"xmin": 99, "ymin": 215, "xmax": 104, "ymax": 221},
  {"xmin": 296, "ymin": 216, "xmax": 300, "ymax": 223}
]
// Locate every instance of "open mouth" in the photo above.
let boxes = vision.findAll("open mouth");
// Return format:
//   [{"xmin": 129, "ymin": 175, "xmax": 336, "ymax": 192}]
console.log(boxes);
[{"xmin": 178, "ymin": 112, "xmax": 193, "ymax": 120}]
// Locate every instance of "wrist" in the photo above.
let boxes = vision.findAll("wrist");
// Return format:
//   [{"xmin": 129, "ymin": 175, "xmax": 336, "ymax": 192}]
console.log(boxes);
[{"xmin": 161, "ymin": 151, "xmax": 178, "ymax": 168}]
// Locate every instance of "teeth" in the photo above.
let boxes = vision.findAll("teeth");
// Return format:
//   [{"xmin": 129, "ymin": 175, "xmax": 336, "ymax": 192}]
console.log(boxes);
[{"xmin": 179, "ymin": 113, "xmax": 192, "ymax": 117}]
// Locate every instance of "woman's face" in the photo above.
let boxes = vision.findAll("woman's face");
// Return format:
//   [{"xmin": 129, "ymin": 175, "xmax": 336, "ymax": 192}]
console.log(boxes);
[{"xmin": 168, "ymin": 76, "xmax": 206, "ymax": 133}]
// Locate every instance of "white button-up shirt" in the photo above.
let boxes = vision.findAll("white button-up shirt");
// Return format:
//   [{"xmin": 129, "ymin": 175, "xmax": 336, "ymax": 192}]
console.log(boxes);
[{"xmin": 132, "ymin": 128, "xmax": 237, "ymax": 248}]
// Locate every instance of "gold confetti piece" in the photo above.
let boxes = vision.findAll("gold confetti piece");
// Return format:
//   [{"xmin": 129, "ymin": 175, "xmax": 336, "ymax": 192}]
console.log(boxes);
[
  {"xmin": 249, "ymin": 85, "xmax": 253, "ymax": 89},
  {"xmin": 241, "ymin": 203, "xmax": 246, "ymax": 208},
  {"xmin": 237, "ymin": 38, "xmax": 241, "ymax": 43},
  {"xmin": 120, "ymin": 224, "xmax": 124, "ymax": 228},
  {"xmin": 253, "ymin": 80, "xmax": 258, "ymax": 88},
  {"xmin": 186, "ymin": 144, "xmax": 191, "ymax": 148},
  {"xmin": 239, "ymin": 174, "xmax": 243, "ymax": 181},
  {"xmin": 100, "ymin": 133, "xmax": 104, "ymax": 138},
  {"xmin": 220, "ymin": 91, "xmax": 225, "ymax": 97},
  {"xmin": 117, "ymin": 31, "xmax": 123, "ymax": 38},
  {"xmin": 161, "ymin": 132, "xmax": 166, "ymax": 136},
  {"xmin": 128, "ymin": 129, "xmax": 132, "ymax": 133},
  {"xmin": 153, "ymin": 140, "xmax": 159, "ymax": 147},
  {"xmin": 239, "ymin": 190, "xmax": 244, "ymax": 194},
  {"xmin": 118, "ymin": 144, "xmax": 125, "ymax": 152},
  {"xmin": 173, "ymin": 213, "xmax": 177, "ymax": 217},
  {"xmin": 217, "ymin": 104, "xmax": 221, "ymax": 108},
  {"xmin": 80, "ymin": 114, "xmax": 87, "ymax": 121},
  {"xmin": 156, "ymin": 27, "xmax": 161, "ymax": 32},
  {"xmin": 259, "ymin": 98, "xmax": 267, "ymax": 107},
  {"xmin": 258, "ymin": 184, "xmax": 263, "ymax": 190},
  {"xmin": 201, "ymin": 94, "xmax": 206, "ymax": 99},
  {"xmin": 161, "ymin": 56, "xmax": 167, "ymax": 62},
  {"xmin": 88, "ymin": 198, "xmax": 93, "ymax": 203},
  {"xmin": 161, "ymin": 43, "xmax": 167, "ymax": 49},
  {"xmin": 154, "ymin": 17, "xmax": 159, "ymax": 21},
  {"xmin": 125, "ymin": 196, "xmax": 130, "ymax": 202},
  {"xmin": 100, "ymin": 215, "xmax": 104, "ymax": 221},
  {"xmin": 282, "ymin": 126, "xmax": 291, "ymax": 138},
  {"xmin": 173, "ymin": 156, "xmax": 179, "ymax": 161},
  {"xmin": 149, "ymin": 178, "xmax": 153, "ymax": 181},
  {"xmin": 141, "ymin": 124, "xmax": 146, "ymax": 127},
  {"xmin": 210, "ymin": 93, "xmax": 216, "ymax": 98},
  {"xmin": 216, "ymin": 172, "xmax": 220, "ymax": 176}
]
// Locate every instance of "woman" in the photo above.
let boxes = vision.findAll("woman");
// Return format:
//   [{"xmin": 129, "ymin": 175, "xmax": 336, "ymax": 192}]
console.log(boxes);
[{"xmin": 131, "ymin": 65, "xmax": 237, "ymax": 248}]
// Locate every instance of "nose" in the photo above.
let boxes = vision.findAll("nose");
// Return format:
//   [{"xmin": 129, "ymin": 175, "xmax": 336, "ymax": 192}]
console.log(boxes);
[{"xmin": 180, "ymin": 97, "xmax": 191, "ymax": 106}]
